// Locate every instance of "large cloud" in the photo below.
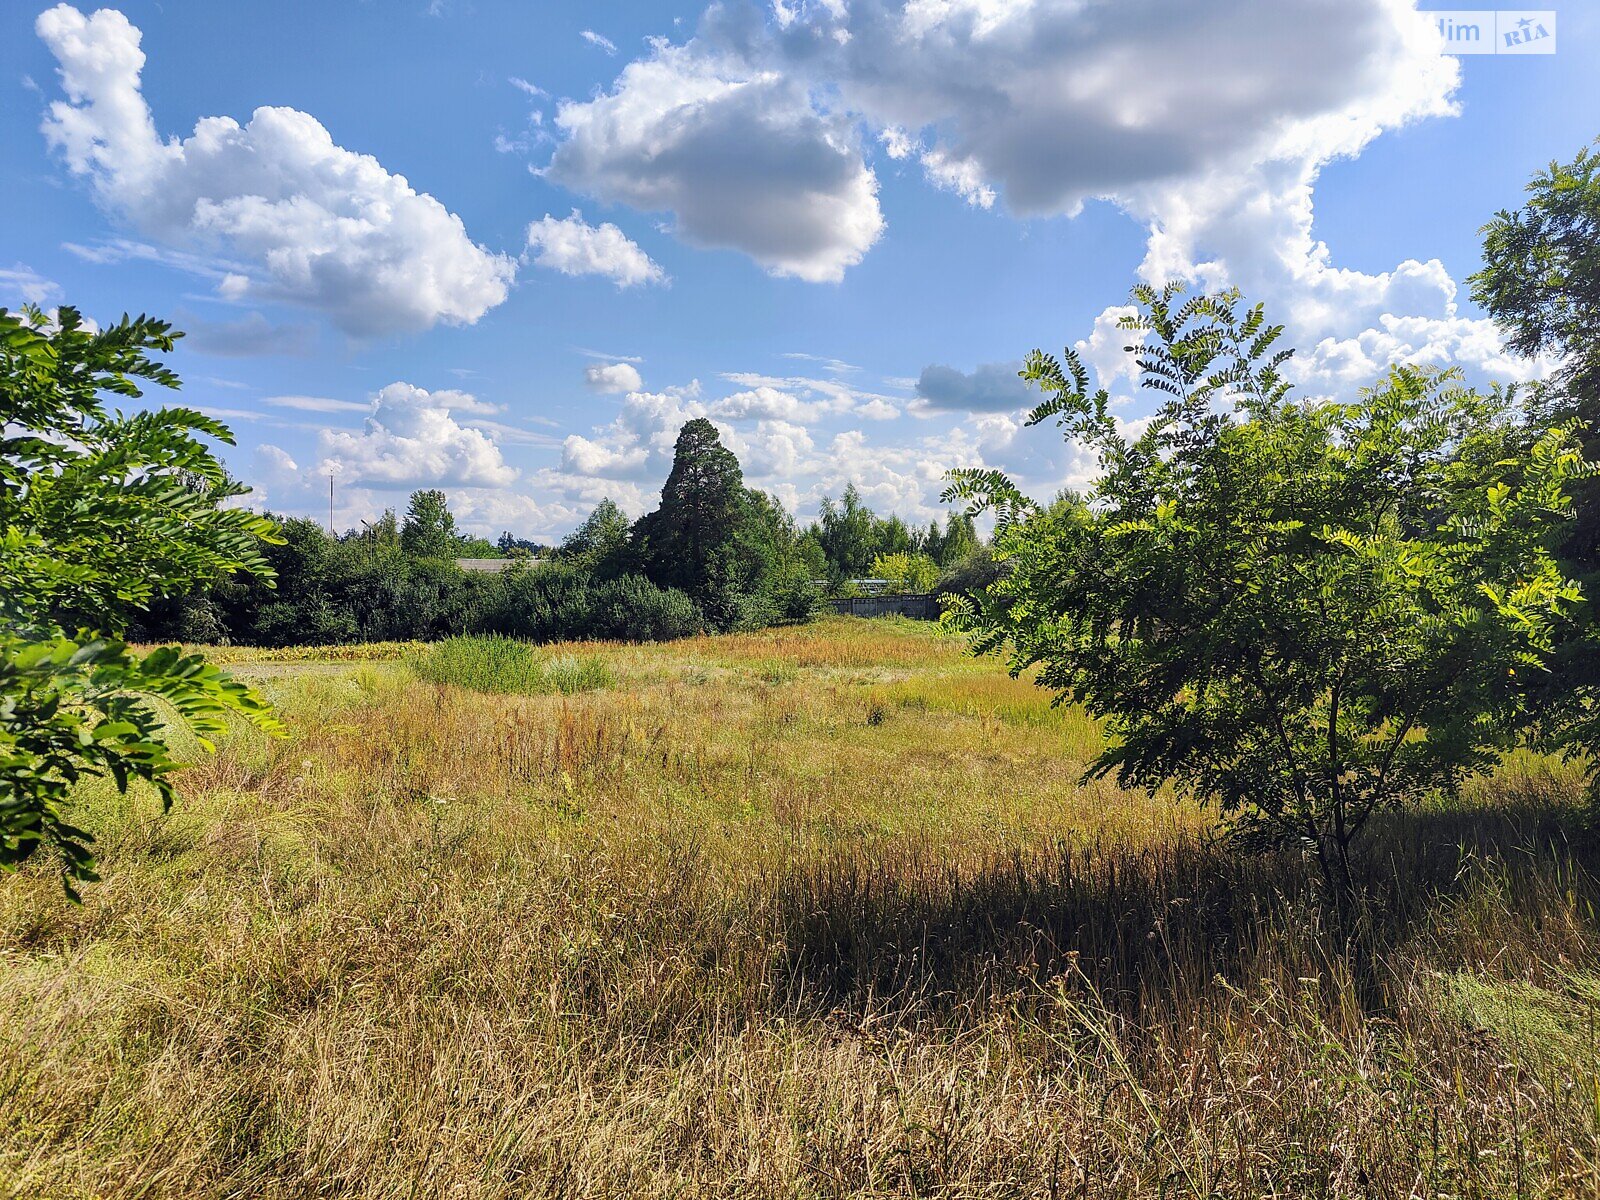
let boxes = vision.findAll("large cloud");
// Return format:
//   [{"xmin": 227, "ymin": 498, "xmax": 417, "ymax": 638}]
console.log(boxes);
[
  {"xmin": 914, "ymin": 362, "xmax": 1031, "ymax": 413},
  {"xmin": 318, "ymin": 383, "xmax": 517, "ymax": 489},
  {"xmin": 37, "ymin": 5, "xmax": 514, "ymax": 337},
  {"xmin": 766, "ymin": 0, "xmax": 1452, "ymax": 217},
  {"xmin": 775, "ymin": 0, "xmax": 1535, "ymax": 391},
  {"xmin": 546, "ymin": 0, "xmax": 1455, "ymax": 288},
  {"xmin": 546, "ymin": 41, "xmax": 884, "ymax": 282}
]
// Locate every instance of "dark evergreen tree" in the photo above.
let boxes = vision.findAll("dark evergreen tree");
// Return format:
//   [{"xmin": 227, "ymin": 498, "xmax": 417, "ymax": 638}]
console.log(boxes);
[{"xmin": 637, "ymin": 419, "xmax": 749, "ymax": 615}]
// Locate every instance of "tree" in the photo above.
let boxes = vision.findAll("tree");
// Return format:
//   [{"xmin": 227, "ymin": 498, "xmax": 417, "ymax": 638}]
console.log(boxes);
[
  {"xmin": 870, "ymin": 551, "xmax": 939, "ymax": 594},
  {"xmin": 637, "ymin": 419, "xmax": 749, "ymax": 616},
  {"xmin": 946, "ymin": 285, "xmax": 1589, "ymax": 906},
  {"xmin": 560, "ymin": 498, "xmax": 635, "ymax": 578},
  {"xmin": 1, "ymin": 305, "xmax": 281, "ymax": 898},
  {"xmin": 1472, "ymin": 139, "xmax": 1600, "ymax": 569},
  {"xmin": 739, "ymin": 489, "xmax": 824, "ymax": 623},
  {"xmin": 920, "ymin": 511, "xmax": 981, "ymax": 567},
  {"xmin": 401, "ymin": 489, "xmax": 458, "ymax": 559},
  {"xmin": 815, "ymin": 484, "xmax": 878, "ymax": 579},
  {"xmin": 1471, "ymin": 141, "xmax": 1600, "ymax": 795}
]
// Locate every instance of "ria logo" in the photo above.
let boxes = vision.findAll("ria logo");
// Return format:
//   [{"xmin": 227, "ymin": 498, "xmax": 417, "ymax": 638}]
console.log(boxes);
[
  {"xmin": 1431, "ymin": 10, "xmax": 1557, "ymax": 54},
  {"xmin": 1501, "ymin": 14, "xmax": 1553, "ymax": 48}
]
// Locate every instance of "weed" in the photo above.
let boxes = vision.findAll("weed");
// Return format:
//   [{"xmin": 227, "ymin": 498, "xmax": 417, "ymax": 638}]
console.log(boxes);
[{"xmin": 410, "ymin": 636, "xmax": 613, "ymax": 696}]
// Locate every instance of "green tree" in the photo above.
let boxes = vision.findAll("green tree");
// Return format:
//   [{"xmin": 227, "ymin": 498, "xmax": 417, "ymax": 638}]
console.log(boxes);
[
  {"xmin": 1, "ymin": 305, "xmax": 281, "ymax": 898},
  {"xmin": 946, "ymin": 285, "xmax": 1588, "ymax": 905},
  {"xmin": 815, "ymin": 483, "xmax": 878, "ymax": 579},
  {"xmin": 400, "ymin": 489, "xmax": 458, "ymax": 559},
  {"xmin": 740, "ymin": 489, "xmax": 824, "ymax": 623},
  {"xmin": 560, "ymin": 497, "xmax": 635, "ymax": 579},
  {"xmin": 1472, "ymin": 139, "xmax": 1600, "ymax": 569},
  {"xmin": 921, "ymin": 511, "xmax": 980, "ymax": 567},
  {"xmin": 1472, "ymin": 141, "xmax": 1600, "ymax": 797},
  {"xmin": 637, "ymin": 419, "xmax": 750, "ymax": 617},
  {"xmin": 870, "ymin": 551, "xmax": 940, "ymax": 594}
]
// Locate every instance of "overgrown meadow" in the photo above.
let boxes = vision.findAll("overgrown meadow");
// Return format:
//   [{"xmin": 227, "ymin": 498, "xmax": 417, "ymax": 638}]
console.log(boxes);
[{"xmin": 2, "ymin": 618, "xmax": 1597, "ymax": 1198}]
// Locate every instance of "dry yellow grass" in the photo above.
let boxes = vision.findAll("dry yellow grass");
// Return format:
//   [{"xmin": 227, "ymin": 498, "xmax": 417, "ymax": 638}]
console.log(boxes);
[{"xmin": 2, "ymin": 617, "xmax": 1598, "ymax": 1198}]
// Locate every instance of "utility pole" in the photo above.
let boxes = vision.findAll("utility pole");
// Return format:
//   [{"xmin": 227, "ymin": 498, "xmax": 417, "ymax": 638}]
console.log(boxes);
[{"xmin": 328, "ymin": 471, "xmax": 335, "ymax": 536}]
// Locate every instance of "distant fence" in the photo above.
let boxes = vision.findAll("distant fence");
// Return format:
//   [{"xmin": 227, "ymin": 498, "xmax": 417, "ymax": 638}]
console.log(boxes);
[{"xmin": 826, "ymin": 593, "xmax": 941, "ymax": 620}]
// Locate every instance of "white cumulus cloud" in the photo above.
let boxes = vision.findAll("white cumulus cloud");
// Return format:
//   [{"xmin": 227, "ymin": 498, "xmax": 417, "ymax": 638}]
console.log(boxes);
[
  {"xmin": 527, "ymin": 211, "xmax": 666, "ymax": 287},
  {"xmin": 584, "ymin": 361, "xmax": 644, "ymax": 393},
  {"xmin": 0, "ymin": 264, "xmax": 63, "ymax": 306},
  {"xmin": 318, "ymin": 383, "xmax": 518, "ymax": 489},
  {"xmin": 36, "ymin": 4, "xmax": 515, "ymax": 337},
  {"xmin": 547, "ymin": 40, "xmax": 884, "ymax": 283}
]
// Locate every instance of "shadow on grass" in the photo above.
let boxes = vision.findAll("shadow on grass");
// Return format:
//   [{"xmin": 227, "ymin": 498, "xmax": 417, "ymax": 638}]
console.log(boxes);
[{"xmin": 764, "ymin": 798, "xmax": 1598, "ymax": 1021}]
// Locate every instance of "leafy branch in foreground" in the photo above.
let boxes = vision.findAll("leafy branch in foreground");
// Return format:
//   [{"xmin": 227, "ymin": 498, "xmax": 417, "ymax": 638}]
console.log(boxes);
[
  {"xmin": 945, "ymin": 283, "xmax": 1591, "ymax": 904},
  {"xmin": 0, "ymin": 304, "xmax": 282, "ymax": 897},
  {"xmin": 0, "ymin": 639, "xmax": 282, "ymax": 900}
]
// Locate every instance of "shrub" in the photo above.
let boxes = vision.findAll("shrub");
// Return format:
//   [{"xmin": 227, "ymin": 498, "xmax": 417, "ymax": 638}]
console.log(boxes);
[
  {"xmin": 768, "ymin": 566, "xmax": 824, "ymax": 624},
  {"xmin": 466, "ymin": 562, "xmax": 595, "ymax": 642},
  {"xmin": 591, "ymin": 575, "xmax": 703, "ymax": 642}
]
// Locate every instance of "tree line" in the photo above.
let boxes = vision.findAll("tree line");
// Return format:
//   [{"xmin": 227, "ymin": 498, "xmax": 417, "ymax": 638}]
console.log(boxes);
[{"xmin": 134, "ymin": 418, "xmax": 997, "ymax": 647}]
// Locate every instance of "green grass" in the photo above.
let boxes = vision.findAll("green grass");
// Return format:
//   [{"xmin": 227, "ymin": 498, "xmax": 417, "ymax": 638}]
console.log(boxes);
[
  {"xmin": 1446, "ymin": 971, "xmax": 1600, "ymax": 1074},
  {"xmin": 409, "ymin": 635, "xmax": 613, "ymax": 695}
]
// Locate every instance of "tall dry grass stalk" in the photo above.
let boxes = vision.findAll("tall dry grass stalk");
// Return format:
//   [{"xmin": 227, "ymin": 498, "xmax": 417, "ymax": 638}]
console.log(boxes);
[{"xmin": 2, "ymin": 618, "xmax": 1598, "ymax": 1197}]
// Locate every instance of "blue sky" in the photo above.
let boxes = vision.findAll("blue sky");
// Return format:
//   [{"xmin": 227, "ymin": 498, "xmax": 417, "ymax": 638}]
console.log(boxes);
[{"xmin": 4, "ymin": 1, "xmax": 1597, "ymax": 537}]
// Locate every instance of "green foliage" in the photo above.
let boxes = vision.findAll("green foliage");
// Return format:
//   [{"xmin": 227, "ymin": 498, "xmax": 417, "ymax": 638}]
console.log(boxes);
[
  {"xmin": 411, "ymin": 636, "xmax": 611, "ymax": 695},
  {"xmin": 591, "ymin": 575, "xmax": 704, "ymax": 641},
  {"xmin": 810, "ymin": 487, "xmax": 979, "ymax": 585},
  {"xmin": 1472, "ymin": 140, "xmax": 1600, "ymax": 379},
  {"xmin": 1470, "ymin": 141, "xmax": 1600, "ymax": 799},
  {"xmin": 0, "ymin": 636, "xmax": 281, "ymax": 900},
  {"xmin": 1472, "ymin": 138, "xmax": 1600, "ymax": 569},
  {"xmin": 0, "ymin": 307, "xmax": 279, "ymax": 628},
  {"xmin": 946, "ymin": 284, "xmax": 1590, "ymax": 899},
  {"xmin": 919, "ymin": 511, "xmax": 980, "ymax": 567},
  {"xmin": 559, "ymin": 498, "xmax": 635, "ymax": 579},
  {"xmin": 0, "ymin": 305, "xmax": 281, "ymax": 896},
  {"xmin": 464, "ymin": 560, "xmax": 597, "ymax": 642},
  {"xmin": 813, "ymin": 484, "xmax": 880, "ymax": 579},
  {"xmin": 870, "ymin": 551, "xmax": 940, "ymax": 594},
  {"xmin": 935, "ymin": 545, "xmax": 1005, "ymax": 602},
  {"xmin": 400, "ymin": 489, "xmax": 460, "ymax": 560}
]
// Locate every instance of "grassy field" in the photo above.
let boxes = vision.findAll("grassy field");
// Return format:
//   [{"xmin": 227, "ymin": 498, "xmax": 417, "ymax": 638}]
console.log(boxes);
[{"xmin": 2, "ymin": 617, "xmax": 1598, "ymax": 1197}]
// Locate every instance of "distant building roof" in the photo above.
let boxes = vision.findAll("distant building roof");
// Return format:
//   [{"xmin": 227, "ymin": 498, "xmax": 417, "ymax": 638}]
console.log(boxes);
[{"xmin": 456, "ymin": 557, "xmax": 524, "ymax": 574}]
